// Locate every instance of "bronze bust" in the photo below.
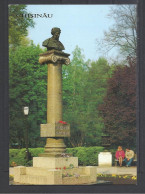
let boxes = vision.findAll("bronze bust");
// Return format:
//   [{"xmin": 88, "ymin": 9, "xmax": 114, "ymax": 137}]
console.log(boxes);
[{"xmin": 42, "ymin": 27, "xmax": 65, "ymax": 51}]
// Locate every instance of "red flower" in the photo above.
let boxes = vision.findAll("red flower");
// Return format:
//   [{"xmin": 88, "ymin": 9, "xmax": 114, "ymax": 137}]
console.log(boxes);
[
  {"xmin": 56, "ymin": 168, "xmax": 58, "ymax": 170},
  {"xmin": 59, "ymin": 121, "xmax": 67, "ymax": 124},
  {"xmin": 59, "ymin": 168, "xmax": 61, "ymax": 170},
  {"xmin": 63, "ymin": 166, "xmax": 66, "ymax": 170}
]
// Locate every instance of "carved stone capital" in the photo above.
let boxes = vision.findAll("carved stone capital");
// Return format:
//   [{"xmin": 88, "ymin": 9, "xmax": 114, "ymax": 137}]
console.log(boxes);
[{"xmin": 39, "ymin": 50, "xmax": 70, "ymax": 65}]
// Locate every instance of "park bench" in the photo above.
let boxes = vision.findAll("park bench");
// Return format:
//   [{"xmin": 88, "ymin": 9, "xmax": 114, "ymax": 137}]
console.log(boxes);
[{"xmin": 115, "ymin": 153, "xmax": 137, "ymax": 166}]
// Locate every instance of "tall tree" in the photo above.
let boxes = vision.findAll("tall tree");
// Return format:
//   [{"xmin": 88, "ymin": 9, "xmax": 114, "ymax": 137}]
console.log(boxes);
[
  {"xmin": 9, "ymin": 44, "xmax": 47, "ymax": 148},
  {"xmin": 83, "ymin": 58, "xmax": 113, "ymax": 146},
  {"xmin": 63, "ymin": 46, "xmax": 112, "ymax": 147},
  {"xmin": 97, "ymin": 5, "xmax": 137, "ymax": 58},
  {"xmin": 9, "ymin": 5, "xmax": 34, "ymax": 48},
  {"xmin": 99, "ymin": 57, "xmax": 136, "ymax": 148},
  {"xmin": 63, "ymin": 46, "xmax": 89, "ymax": 147}
]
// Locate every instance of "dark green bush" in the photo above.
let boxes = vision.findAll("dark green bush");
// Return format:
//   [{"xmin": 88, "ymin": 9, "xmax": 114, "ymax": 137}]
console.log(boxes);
[
  {"xmin": 66, "ymin": 146, "xmax": 104, "ymax": 166},
  {"xmin": 29, "ymin": 148, "xmax": 44, "ymax": 157},
  {"xmin": 9, "ymin": 149, "xmax": 20, "ymax": 166},
  {"xmin": 110, "ymin": 149, "xmax": 116, "ymax": 166},
  {"xmin": 9, "ymin": 147, "xmax": 117, "ymax": 166},
  {"xmin": 9, "ymin": 148, "xmax": 44, "ymax": 167}
]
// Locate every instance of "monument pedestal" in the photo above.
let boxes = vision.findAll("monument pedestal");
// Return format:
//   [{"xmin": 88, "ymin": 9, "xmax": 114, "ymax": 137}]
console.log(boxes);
[
  {"xmin": 14, "ymin": 157, "xmax": 97, "ymax": 185},
  {"xmin": 33, "ymin": 156, "xmax": 78, "ymax": 168},
  {"xmin": 39, "ymin": 138, "xmax": 67, "ymax": 157}
]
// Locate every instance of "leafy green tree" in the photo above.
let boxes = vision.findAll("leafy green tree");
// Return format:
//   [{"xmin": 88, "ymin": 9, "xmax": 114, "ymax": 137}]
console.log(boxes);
[
  {"xmin": 9, "ymin": 44, "xmax": 47, "ymax": 148},
  {"xmin": 63, "ymin": 46, "xmax": 89, "ymax": 147},
  {"xmin": 9, "ymin": 44, "xmax": 114, "ymax": 149},
  {"xmin": 9, "ymin": 5, "xmax": 34, "ymax": 48},
  {"xmin": 63, "ymin": 46, "xmax": 112, "ymax": 147},
  {"xmin": 83, "ymin": 58, "xmax": 113, "ymax": 146}
]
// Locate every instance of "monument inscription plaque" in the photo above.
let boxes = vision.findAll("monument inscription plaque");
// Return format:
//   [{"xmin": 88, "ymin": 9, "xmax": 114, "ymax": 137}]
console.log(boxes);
[{"xmin": 40, "ymin": 123, "xmax": 70, "ymax": 137}]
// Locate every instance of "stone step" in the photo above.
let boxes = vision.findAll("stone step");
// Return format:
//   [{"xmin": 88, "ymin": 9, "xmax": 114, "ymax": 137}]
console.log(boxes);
[
  {"xmin": 15, "ymin": 174, "xmax": 93, "ymax": 185},
  {"xmin": 26, "ymin": 167, "xmax": 55, "ymax": 176},
  {"xmin": 17, "ymin": 174, "xmax": 62, "ymax": 185},
  {"xmin": 19, "ymin": 174, "xmax": 49, "ymax": 185},
  {"xmin": 14, "ymin": 167, "xmax": 62, "ymax": 184},
  {"xmin": 25, "ymin": 167, "xmax": 85, "ymax": 176},
  {"xmin": 13, "ymin": 166, "xmax": 97, "ymax": 185},
  {"xmin": 62, "ymin": 175, "xmax": 91, "ymax": 185}
]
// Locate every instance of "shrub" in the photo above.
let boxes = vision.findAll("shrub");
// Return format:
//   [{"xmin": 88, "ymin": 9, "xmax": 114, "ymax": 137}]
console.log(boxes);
[
  {"xmin": 9, "ymin": 149, "xmax": 20, "ymax": 166},
  {"xmin": 29, "ymin": 148, "xmax": 44, "ymax": 157},
  {"xmin": 9, "ymin": 148, "xmax": 44, "ymax": 167},
  {"xmin": 9, "ymin": 147, "xmax": 117, "ymax": 166},
  {"xmin": 66, "ymin": 146, "xmax": 104, "ymax": 166}
]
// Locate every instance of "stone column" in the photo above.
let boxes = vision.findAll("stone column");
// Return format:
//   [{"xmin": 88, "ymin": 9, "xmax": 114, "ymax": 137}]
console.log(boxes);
[
  {"xmin": 47, "ymin": 62, "xmax": 62, "ymax": 123},
  {"xmin": 39, "ymin": 50, "xmax": 70, "ymax": 157}
]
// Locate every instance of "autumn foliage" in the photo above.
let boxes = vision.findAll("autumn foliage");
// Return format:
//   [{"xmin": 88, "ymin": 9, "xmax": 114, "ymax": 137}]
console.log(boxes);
[{"xmin": 99, "ymin": 57, "xmax": 136, "ymax": 147}]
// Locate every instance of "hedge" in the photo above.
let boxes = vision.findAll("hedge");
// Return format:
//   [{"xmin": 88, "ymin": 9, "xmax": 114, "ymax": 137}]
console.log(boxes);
[
  {"xmin": 9, "ymin": 147, "xmax": 116, "ymax": 167},
  {"xmin": 66, "ymin": 146, "xmax": 105, "ymax": 166},
  {"xmin": 9, "ymin": 148, "xmax": 44, "ymax": 167}
]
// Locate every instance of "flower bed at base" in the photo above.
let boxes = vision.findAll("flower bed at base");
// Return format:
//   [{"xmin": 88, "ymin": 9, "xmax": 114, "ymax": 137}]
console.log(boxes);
[{"xmin": 97, "ymin": 174, "xmax": 137, "ymax": 184}]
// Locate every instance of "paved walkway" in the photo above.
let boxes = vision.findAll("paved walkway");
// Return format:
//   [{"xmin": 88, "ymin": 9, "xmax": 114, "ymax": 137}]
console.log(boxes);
[
  {"xmin": 9, "ymin": 166, "xmax": 137, "ymax": 176},
  {"xmin": 96, "ymin": 166, "xmax": 137, "ymax": 176}
]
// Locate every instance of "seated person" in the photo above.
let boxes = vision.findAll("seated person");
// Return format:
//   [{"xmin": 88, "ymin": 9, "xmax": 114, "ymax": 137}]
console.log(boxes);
[
  {"xmin": 115, "ymin": 146, "xmax": 125, "ymax": 167},
  {"xmin": 124, "ymin": 148, "xmax": 134, "ymax": 167}
]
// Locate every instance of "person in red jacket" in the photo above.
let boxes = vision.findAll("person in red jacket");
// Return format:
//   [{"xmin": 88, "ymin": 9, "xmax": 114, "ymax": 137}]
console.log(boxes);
[{"xmin": 115, "ymin": 146, "xmax": 125, "ymax": 167}]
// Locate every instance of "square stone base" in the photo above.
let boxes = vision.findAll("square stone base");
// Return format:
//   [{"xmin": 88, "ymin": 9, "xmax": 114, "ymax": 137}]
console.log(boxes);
[
  {"xmin": 13, "ymin": 157, "xmax": 97, "ymax": 185},
  {"xmin": 33, "ymin": 156, "xmax": 78, "ymax": 168},
  {"xmin": 13, "ymin": 165, "xmax": 97, "ymax": 185},
  {"xmin": 14, "ymin": 167, "xmax": 62, "ymax": 184}
]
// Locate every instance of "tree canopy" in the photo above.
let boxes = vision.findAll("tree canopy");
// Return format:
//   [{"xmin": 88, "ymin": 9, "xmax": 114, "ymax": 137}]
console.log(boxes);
[
  {"xmin": 63, "ymin": 46, "xmax": 113, "ymax": 147},
  {"xmin": 9, "ymin": 5, "xmax": 35, "ymax": 47},
  {"xmin": 97, "ymin": 5, "xmax": 137, "ymax": 58},
  {"xmin": 99, "ymin": 57, "xmax": 136, "ymax": 148},
  {"xmin": 9, "ymin": 44, "xmax": 136, "ymax": 149},
  {"xmin": 9, "ymin": 5, "xmax": 137, "ymax": 150},
  {"xmin": 9, "ymin": 44, "xmax": 47, "ymax": 148},
  {"xmin": 9, "ymin": 45, "xmax": 113, "ymax": 148}
]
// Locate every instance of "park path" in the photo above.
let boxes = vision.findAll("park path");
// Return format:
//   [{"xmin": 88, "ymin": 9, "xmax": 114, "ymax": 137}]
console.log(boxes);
[{"xmin": 96, "ymin": 166, "xmax": 137, "ymax": 176}]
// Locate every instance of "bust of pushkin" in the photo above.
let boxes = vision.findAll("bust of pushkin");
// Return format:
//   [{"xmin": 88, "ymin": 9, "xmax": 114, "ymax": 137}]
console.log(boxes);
[{"xmin": 42, "ymin": 27, "xmax": 65, "ymax": 51}]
